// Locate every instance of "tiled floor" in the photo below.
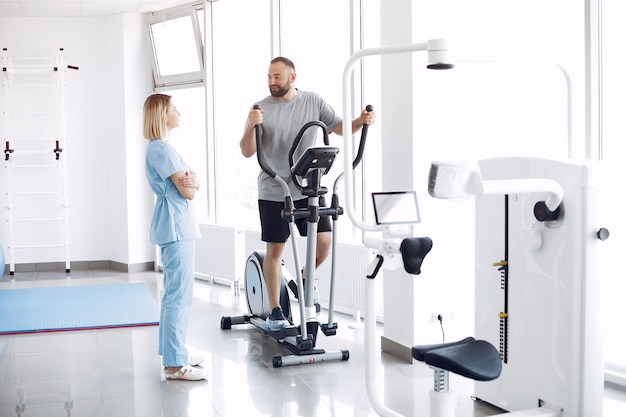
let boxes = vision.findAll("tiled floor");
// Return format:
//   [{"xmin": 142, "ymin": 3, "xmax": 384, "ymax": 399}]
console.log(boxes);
[{"xmin": 0, "ymin": 268, "xmax": 624, "ymax": 417}]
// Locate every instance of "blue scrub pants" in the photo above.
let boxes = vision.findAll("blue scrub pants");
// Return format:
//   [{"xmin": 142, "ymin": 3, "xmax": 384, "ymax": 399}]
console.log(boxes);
[{"xmin": 158, "ymin": 239, "xmax": 195, "ymax": 367}]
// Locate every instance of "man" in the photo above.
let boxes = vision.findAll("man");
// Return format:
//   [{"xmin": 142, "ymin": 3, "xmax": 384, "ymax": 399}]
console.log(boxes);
[{"xmin": 240, "ymin": 56, "xmax": 375, "ymax": 330}]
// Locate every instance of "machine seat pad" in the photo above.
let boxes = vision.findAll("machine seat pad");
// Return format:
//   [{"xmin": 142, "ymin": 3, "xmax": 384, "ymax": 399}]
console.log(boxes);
[
  {"xmin": 412, "ymin": 337, "xmax": 475, "ymax": 362},
  {"xmin": 425, "ymin": 339, "xmax": 502, "ymax": 381}
]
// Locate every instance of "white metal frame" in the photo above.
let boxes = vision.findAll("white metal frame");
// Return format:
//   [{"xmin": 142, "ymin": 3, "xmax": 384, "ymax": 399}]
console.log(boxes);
[
  {"xmin": 340, "ymin": 41, "xmax": 597, "ymax": 417},
  {"xmin": 1, "ymin": 48, "xmax": 75, "ymax": 275},
  {"xmin": 146, "ymin": 3, "xmax": 205, "ymax": 89}
]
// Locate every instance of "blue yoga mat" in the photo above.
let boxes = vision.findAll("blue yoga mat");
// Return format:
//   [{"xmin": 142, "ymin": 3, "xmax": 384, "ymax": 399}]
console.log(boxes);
[{"xmin": 0, "ymin": 282, "xmax": 160, "ymax": 334}]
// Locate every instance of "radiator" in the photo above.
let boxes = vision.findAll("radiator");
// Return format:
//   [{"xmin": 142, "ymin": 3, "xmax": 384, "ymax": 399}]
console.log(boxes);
[
  {"xmin": 196, "ymin": 225, "xmax": 373, "ymax": 316},
  {"xmin": 318, "ymin": 243, "xmax": 373, "ymax": 315},
  {"xmin": 195, "ymin": 224, "xmax": 244, "ymax": 286},
  {"xmin": 277, "ymin": 238, "xmax": 373, "ymax": 316}
]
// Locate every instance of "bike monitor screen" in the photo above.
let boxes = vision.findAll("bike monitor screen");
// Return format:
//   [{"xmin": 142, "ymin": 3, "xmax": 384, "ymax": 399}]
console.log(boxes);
[{"xmin": 372, "ymin": 191, "xmax": 421, "ymax": 225}]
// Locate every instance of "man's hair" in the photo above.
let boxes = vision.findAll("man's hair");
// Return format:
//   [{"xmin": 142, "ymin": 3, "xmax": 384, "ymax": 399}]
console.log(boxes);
[
  {"xmin": 270, "ymin": 56, "xmax": 296, "ymax": 73},
  {"xmin": 143, "ymin": 93, "xmax": 171, "ymax": 140}
]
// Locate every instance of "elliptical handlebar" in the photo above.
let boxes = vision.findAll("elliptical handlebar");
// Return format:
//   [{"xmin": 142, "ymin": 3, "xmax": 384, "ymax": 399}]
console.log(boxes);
[
  {"xmin": 288, "ymin": 120, "xmax": 331, "ymax": 169},
  {"xmin": 254, "ymin": 103, "xmax": 373, "ymax": 181},
  {"xmin": 332, "ymin": 104, "xmax": 373, "ymax": 194},
  {"xmin": 253, "ymin": 104, "xmax": 279, "ymax": 180},
  {"xmin": 352, "ymin": 104, "xmax": 373, "ymax": 169}
]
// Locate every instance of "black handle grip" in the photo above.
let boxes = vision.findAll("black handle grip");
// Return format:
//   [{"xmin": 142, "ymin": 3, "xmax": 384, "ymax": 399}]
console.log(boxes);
[
  {"xmin": 253, "ymin": 104, "xmax": 262, "ymax": 141},
  {"xmin": 353, "ymin": 105, "xmax": 373, "ymax": 169},
  {"xmin": 252, "ymin": 104, "xmax": 277, "ymax": 178}
]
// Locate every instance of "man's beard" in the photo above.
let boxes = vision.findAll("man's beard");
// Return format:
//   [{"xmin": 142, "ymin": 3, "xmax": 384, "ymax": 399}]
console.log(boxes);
[{"xmin": 270, "ymin": 81, "xmax": 290, "ymax": 98}]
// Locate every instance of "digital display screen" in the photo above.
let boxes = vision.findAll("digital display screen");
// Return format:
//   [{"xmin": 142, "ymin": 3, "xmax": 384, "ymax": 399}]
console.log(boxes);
[{"xmin": 372, "ymin": 191, "xmax": 420, "ymax": 225}]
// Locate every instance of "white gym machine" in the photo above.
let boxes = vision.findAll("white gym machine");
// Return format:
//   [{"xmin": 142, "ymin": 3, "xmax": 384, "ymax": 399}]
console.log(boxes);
[
  {"xmin": 341, "ymin": 40, "xmax": 607, "ymax": 417},
  {"xmin": 429, "ymin": 157, "xmax": 606, "ymax": 416}
]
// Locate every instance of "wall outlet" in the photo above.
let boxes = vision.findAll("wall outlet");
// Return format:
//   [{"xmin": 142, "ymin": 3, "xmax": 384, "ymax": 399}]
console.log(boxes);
[{"xmin": 431, "ymin": 312, "xmax": 457, "ymax": 323}]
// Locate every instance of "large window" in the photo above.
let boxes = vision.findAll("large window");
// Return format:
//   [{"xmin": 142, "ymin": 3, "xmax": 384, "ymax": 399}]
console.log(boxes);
[
  {"xmin": 210, "ymin": 0, "xmax": 271, "ymax": 229},
  {"xmin": 164, "ymin": 86, "xmax": 208, "ymax": 223},
  {"xmin": 278, "ymin": 0, "xmax": 368, "ymax": 243},
  {"xmin": 210, "ymin": 0, "xmax": 372, "ymax": 237}
]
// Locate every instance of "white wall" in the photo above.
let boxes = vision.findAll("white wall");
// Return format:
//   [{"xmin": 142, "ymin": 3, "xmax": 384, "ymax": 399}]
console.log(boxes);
[
  {"xmin": 0, "ymin": 15, "xmax": 155, "ymax": 269},
  {"xmin": 119, "ymin": 14, "xmax": 157, "ymax": 267}
]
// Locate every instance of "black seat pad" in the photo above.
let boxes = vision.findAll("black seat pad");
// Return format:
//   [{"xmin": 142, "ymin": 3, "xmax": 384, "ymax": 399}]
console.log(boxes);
[
  {"xmin": 412, "ymin": 337, "xmax": 475, "ymax": 362},
  {"xmin": 413, "ymin": 337, "xmax": 502, "ymax": 381}
]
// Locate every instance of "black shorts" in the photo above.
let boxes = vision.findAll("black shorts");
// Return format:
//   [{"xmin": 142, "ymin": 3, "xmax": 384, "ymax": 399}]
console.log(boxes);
[{"xmin": 259, "ymin": 198, "xmax": 332, "ymax": 243}]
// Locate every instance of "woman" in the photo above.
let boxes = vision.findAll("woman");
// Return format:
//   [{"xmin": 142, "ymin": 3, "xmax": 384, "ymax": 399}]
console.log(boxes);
[{"xmin": 143, "ymin": 93, "xmax": 206, "ymax": 381}]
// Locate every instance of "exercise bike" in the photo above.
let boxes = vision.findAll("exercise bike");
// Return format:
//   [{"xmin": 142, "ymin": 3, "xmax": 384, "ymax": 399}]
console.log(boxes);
[{"xmin": 220, "ymin": 105, "xmax": 371, "ymax": 368}]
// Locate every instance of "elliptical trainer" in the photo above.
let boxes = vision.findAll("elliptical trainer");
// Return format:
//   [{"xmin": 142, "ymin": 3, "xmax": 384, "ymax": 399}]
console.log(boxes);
[{"xmin": 220, "ymin": 105, "xmax": 371, "ymax": 368}]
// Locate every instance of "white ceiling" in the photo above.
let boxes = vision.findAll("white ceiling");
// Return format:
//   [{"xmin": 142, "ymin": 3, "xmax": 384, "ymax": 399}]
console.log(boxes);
[{"xmin": 0, "ymin": 0, "xmax": 192, "ymax": 18}]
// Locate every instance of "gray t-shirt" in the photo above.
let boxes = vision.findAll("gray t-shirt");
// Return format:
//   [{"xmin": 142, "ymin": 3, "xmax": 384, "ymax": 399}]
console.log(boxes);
[{"xmin": 252, "ymin": 90, "xmax": 342, "ymax": 201}]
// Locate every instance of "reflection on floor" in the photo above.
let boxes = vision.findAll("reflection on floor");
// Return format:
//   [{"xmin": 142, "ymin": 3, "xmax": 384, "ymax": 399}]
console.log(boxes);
[{"xmin": 0, "ymin": 268, "xmax": 624, "ymax": 416}]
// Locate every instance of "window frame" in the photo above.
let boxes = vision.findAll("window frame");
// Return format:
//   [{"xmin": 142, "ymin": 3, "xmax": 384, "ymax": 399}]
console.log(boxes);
[{"xmin": 146, "ymin": 3, "xmax": 206, "ymax": 89}]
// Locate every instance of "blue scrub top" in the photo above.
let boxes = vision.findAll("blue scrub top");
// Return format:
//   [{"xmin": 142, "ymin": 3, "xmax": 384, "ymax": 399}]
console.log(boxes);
[{"xmin": 145, "ymin": 139, "xmax": 200, "ymax": 245}]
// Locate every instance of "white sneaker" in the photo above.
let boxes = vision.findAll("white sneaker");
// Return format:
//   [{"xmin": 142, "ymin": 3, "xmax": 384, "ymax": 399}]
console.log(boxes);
[{"xmin": 165, "ymin": 365, "xmax": 207, "ymax": 381}]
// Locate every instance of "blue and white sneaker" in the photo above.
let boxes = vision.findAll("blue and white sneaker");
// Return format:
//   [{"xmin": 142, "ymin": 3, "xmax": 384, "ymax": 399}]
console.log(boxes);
[{"xmin": 265, "ymin": 307, "xmax": 290, "ymax": 331}]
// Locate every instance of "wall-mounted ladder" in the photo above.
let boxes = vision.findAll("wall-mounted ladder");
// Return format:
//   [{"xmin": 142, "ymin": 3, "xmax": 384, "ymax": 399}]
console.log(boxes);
[{"xmin": 1, "ymin": 48, "xmax": 78, "ymax": 276}]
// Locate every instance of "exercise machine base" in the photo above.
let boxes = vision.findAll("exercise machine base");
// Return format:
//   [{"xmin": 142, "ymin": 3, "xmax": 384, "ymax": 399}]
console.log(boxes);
[{"xmin": 220, "ymin": 314, "xmax": 349, "ymax": 368}]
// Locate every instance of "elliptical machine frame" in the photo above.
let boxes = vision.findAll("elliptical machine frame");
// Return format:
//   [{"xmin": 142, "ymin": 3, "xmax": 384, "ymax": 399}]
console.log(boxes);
[{"xmin": 220, "ymin": 105, "xmax": 371, "ymax": 368}]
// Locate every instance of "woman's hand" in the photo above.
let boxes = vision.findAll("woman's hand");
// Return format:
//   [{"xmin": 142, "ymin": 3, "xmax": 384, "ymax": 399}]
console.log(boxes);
[{"xmin": 178, "ymin": 168, "xmax": 200, "ymax": 190}]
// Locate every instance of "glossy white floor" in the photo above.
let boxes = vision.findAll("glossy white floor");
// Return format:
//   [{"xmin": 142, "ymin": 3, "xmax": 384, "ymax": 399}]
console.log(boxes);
[{"xmin": 0, "ymin": 268, "xmax": 624, "ymax": 417}]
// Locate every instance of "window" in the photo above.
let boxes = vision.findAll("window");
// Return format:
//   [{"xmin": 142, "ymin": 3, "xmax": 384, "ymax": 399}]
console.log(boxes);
[
  {"xmin": 164, "ymin": 86, "xmax": 208, "ymax": 223},
  {"xmin": 279, "ymin": 0, "xmax": 361, "ymax": 242},
  {"xmin": 147, "ymin": 4, "xmax": 205, "ymax": 88},
  {"xmin": 210, "ymin": 0, "xmax": 375, "ymax": 235},
  {"xmin": 210, "ymin": 0, "xmax": 271, "ymax": 229}
]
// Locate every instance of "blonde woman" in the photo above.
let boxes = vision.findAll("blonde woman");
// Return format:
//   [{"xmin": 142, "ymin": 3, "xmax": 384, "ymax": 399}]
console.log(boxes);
[{"xmin": 143, "ymin": 93, "xmax": 206, "ymax": 381}]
